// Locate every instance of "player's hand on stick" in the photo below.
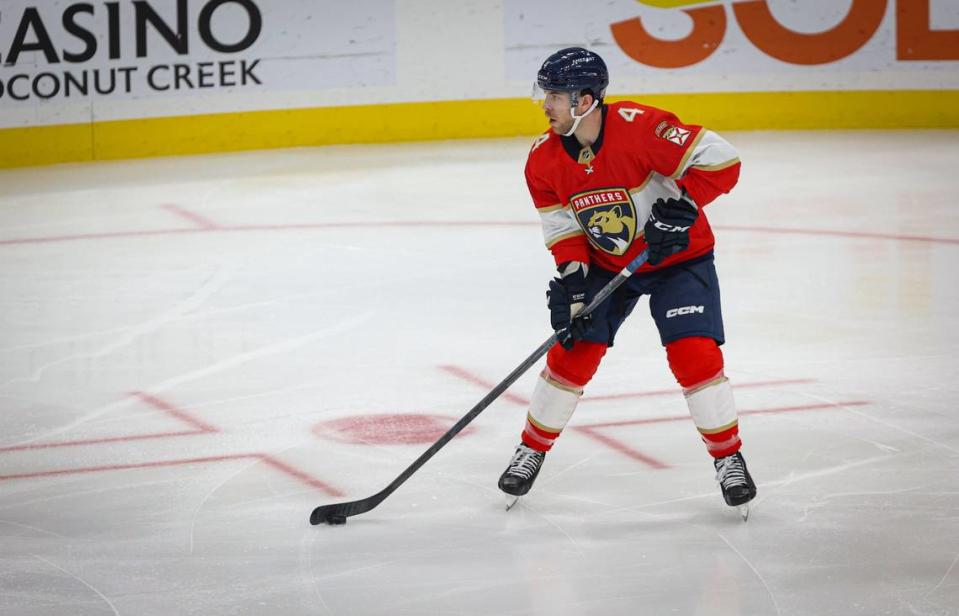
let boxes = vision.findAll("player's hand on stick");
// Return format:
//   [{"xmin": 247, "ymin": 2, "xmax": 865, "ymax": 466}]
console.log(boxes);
[
  {"xmin": 643, "ymin": 195, "xmax": 699, "ymax": 265},
  {"xmin": 547, "ymin": 261, "xmax": 591, "ymax": 350}
]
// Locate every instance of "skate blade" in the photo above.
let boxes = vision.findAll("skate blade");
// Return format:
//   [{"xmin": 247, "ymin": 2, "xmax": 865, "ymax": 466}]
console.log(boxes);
[
  {"xmin": 504, "ymin": 494, "xmax": 520, "ymax": 511},
  {"xmin": 738, "ymin": 504, "xmax": 749, "ymax": 522}
]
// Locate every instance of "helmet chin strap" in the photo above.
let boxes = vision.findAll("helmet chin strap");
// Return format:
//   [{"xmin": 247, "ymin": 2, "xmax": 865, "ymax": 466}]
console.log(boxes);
[{"xmin": 563, "ymin": 98, "xmax": 599, "ymax": 137}]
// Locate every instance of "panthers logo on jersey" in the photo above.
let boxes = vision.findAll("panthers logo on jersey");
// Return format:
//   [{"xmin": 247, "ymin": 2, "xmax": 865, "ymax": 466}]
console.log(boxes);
[{"xmin": 569, "ymin": 188, "xmax": 637, "ymax": 256}]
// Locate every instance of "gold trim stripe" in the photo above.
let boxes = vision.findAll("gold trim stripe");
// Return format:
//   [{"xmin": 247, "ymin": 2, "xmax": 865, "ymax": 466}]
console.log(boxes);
[
  {"xmin": 690, "ymin": 157, "xmax": 741, "ymax": 172},
  {"xmin": 684, "ymin": 375, "xmax": 729, "ymax": 397},
  {"xmin": 670, "ymin": 129, "xmax": 706, "ymax": 179},
  {"xmin": 545, "ymin": 229, "xmax": 586, "ymax": 249},
  {"xmin": 628, "ymin": 172, "xmax": 655, "ymax": 195},
  {"xmin": 698, "ymin": 419, "xmax": 739, "ymax": 435},
  {"xmin": 536, "ymin": 203, "xmax": 566, "ymax": 214},
  {"xmin": 3, "ymin": 90, "xmax": 958, "ymax": 169},
  {"xmin": 526, "ymin": 412, "xmax": 563, "ymax": 434},
  {"xmin": 542, "ymin": 374, "xmax": 584, "ymax": 395}
]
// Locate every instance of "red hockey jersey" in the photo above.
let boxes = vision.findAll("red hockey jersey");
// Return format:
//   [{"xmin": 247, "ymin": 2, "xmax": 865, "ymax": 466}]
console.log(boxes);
[{"xmin": 525, "ymin": 101, "xmax": 741, "ymax": 273}]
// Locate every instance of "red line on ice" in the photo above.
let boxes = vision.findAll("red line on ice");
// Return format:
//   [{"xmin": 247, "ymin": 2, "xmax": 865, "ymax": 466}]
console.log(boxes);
[
  {"xmin": 159, "ymin": 204, "xmax": 219, "ymax": 229},
  {"xmin": 573, "ymin": 426, "xmax": 670, "ymax": 469},
  {"xmin": 259, "ymin": 456, "xmax": 345, "ymax": 495},
  {"xmin": 715, "ymin": 224, "xmax": 959, "ymax": 245},
  {"xmin": 1, "ymin": 220, "xmax": 956, "ymax": 246},
  {"xmin": 0, "ymin": 392, "xmax": 342, "ymax": 495},
  {"xmin": 582, "ymin": 378, "xmax": 815, "ymax": 403},
  {"xmin": 437, "ymin": 365, "xmax": 530, "ymax": 406},
  {"xmin": 131, "ymin": 391, "xmax": 218, "ymax": 433},
  {"xmin": 441, "ymin": 366, "xmax": 817, "ymax": 407},
  {"xmin": 0, "ymin": 453, "xmax": 255, "ymax": 481},
  {"xmin": 0, "ymin": 391, "xmax": 215, "ymax": 453},
  {"xmin": 0, "ymin": 430, "xmax": 205, "ymax": 454},
  {"xmin": 0, "ymin": 453, "xmax": 344, "ymax": 496},
  {"xmin": 582, "ymin": 401, "xmax": 871, "ymax": 429},
  {"xmin": 572, "ymin": 401, "xmax": 870, "ymax": 466}
]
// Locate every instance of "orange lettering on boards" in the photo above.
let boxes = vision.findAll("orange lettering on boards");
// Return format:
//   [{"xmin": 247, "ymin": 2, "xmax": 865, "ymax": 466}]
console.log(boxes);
[
  {"xmin": 610, "ymin": 0, "xmax": 959, "ymax": 68},
  {"xmin": 898, "ymin": 0, "xmax": 959, "ymax": 60},
  {"xmin": 611, "ymin": 5, "xmax": 726, "ymax": 69},
  {"xmin": 734, "ymin": 0, "xmax": 886, "ymax": 65}
]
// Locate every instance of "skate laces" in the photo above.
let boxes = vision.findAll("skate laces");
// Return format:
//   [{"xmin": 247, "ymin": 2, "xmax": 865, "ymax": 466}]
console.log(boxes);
[
  {"xmin": 715, "ymin": 454, "xmax": 747, "ymax": 489},
  {"xmin": 506, "ymin": 445, "xmax": 544, "ymax": 480}
]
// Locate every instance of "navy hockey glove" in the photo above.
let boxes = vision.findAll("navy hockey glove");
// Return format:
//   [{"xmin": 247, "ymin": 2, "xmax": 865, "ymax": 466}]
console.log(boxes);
[
  {"xmin": 643, "ymin": 195, "xmax": 699, "ymax": 266},
  {"xmin": 547, "ymin": 261, "xmax": 592, "ymax": 350}
]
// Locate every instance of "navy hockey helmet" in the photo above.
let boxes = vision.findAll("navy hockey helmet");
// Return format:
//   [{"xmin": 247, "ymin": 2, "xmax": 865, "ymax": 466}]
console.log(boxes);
[{"xmin": 535, "ymin": 47, "xmax": 609, "ymax": 103}]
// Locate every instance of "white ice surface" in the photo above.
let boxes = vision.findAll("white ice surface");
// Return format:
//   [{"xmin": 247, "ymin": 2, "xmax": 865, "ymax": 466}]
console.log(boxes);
[{"xmin": 0, "ymin": 132, "xmax": 958, "ymax": 616}]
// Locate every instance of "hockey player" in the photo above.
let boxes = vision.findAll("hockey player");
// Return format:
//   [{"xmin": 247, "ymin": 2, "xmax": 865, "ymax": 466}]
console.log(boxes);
[{"xmin": 498, "ymin": 47, "xmax": 756, "ymax": 517}]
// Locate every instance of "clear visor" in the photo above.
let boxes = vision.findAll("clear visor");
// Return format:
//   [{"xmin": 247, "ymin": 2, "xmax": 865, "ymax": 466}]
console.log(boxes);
[
  {"xmin": 531, "ymin": 81, "xmax": 547, "ymax": 102},
  {"xmin": 531, "ymin": 83, "xmax": 578, "ymax": 107}
]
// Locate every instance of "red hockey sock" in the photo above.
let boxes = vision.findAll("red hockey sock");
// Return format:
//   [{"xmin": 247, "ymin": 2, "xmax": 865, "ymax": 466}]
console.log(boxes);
[
  {"xmin": 522, "ymin": 419, "xmax": 562, "ymax": 452},
  {"xmin": 701, "ymin": 424, "xmax": 741, "ymax": 458}
]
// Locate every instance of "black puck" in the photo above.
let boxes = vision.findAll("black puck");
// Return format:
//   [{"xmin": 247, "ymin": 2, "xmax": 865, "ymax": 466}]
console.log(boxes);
[{"xmin": 326, "ymin": 514, "xmax": 347, "ymax": 525}]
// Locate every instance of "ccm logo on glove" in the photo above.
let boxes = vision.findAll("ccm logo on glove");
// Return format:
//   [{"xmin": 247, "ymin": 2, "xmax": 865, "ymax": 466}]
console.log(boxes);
[
  {"xmin": 650, "ymin": 218, "xmax": 692, "ymax": 233},
  {"xmin": 643, "ymin": 195, "xmax": 699, "ymax": 266}
]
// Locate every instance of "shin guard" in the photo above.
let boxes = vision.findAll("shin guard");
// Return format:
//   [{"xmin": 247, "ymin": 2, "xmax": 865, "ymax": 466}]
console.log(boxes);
[
  {"xmin": 522, "ymin": 372, "xmax": 580, "ymax": 451},
  {"xmin": 521, "ymin": 341, "xmax": 607, "ymax": 452},
  {"xmin": 667, "ymin": 337, "xmax": 741, "ymax": 458}
]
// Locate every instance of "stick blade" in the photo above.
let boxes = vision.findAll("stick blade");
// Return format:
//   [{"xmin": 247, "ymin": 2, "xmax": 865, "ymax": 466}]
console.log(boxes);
[
  {"xmin": 309, "ymin": 496, "xmax": 380, "ymax": 525},
  {"xmin": 310, "ymin": 504, "xmax": 348, "ymax": 526}
]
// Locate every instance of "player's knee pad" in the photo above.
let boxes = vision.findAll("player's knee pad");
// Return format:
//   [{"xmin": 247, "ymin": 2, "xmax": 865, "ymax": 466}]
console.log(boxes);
[
  {"xmin": 546, "ymin": 340, "xmax": 608, "ymax": 387},
  {"xmin": 666, "ymin": 336, "xmax": 723, "ymax": 389}
]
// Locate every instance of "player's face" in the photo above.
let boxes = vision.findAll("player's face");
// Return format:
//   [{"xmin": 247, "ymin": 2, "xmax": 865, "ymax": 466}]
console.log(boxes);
[{"xmin": 542, "ymin": 90, "xmax": 575, "ymax": 134}]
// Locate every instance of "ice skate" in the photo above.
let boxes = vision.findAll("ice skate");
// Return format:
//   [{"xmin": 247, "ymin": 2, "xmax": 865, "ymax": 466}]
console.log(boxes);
[
  {"xmin": 498, "ymin": 443, "xmax": 546, "ymax": 509},
  {"xmin": 714, "ymin": 451, "xmax": 756, "ymax": 521}
]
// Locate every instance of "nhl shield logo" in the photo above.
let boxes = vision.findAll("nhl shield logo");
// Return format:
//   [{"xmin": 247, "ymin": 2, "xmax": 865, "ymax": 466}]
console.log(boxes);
[{"xmin": 570, "ymin": 188, "xmax": 638, "ymax": 256}]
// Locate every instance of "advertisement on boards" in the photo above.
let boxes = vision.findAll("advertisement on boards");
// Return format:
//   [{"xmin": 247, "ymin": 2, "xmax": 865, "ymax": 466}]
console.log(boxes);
[
  {"xmin": 505, "ymin": 0, "xmax": 959, "ymax": 93},
  {"xmin": 0, "ymin": 0, "xmax": 395, "ymax": 105}
]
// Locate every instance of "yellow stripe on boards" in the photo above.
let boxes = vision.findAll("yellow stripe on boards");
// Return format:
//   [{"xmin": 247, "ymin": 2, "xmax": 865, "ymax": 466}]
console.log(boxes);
[
  {"xmin": 1, "ymin": 123, "xmax": 94, "ymax": 168},
  {"xmin": 633, "ymin": 0, "xmax": 724, "ymax": 8},
  {"xmin": 3, "ymin": 90, "xmax": 958, "ymax": 169}
]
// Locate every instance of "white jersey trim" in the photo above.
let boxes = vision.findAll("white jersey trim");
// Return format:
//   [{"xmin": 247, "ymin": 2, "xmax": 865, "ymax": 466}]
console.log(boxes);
[
  {"xmin": 675, "ymin": 129, "xmax": 739, "ymax": 178},
  {"xmin": 629, "ymin": 175, "xmax": 684, "ymax": 229},
  {"xmin": 539, "ymin": 206, "xmax": 584, "ymax": 248}
]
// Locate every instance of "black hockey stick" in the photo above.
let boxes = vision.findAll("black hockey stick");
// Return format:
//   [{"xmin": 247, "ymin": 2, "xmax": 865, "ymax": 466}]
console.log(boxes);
[{"xmin": 309, "ymin": 249, "xmax": 650, "ymax": 525}]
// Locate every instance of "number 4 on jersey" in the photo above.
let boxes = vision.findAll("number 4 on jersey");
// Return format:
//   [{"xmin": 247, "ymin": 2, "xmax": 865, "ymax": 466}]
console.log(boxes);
[{"xmin": 618, "ymin": 107, "xmax": 644, "ymax": 122}]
